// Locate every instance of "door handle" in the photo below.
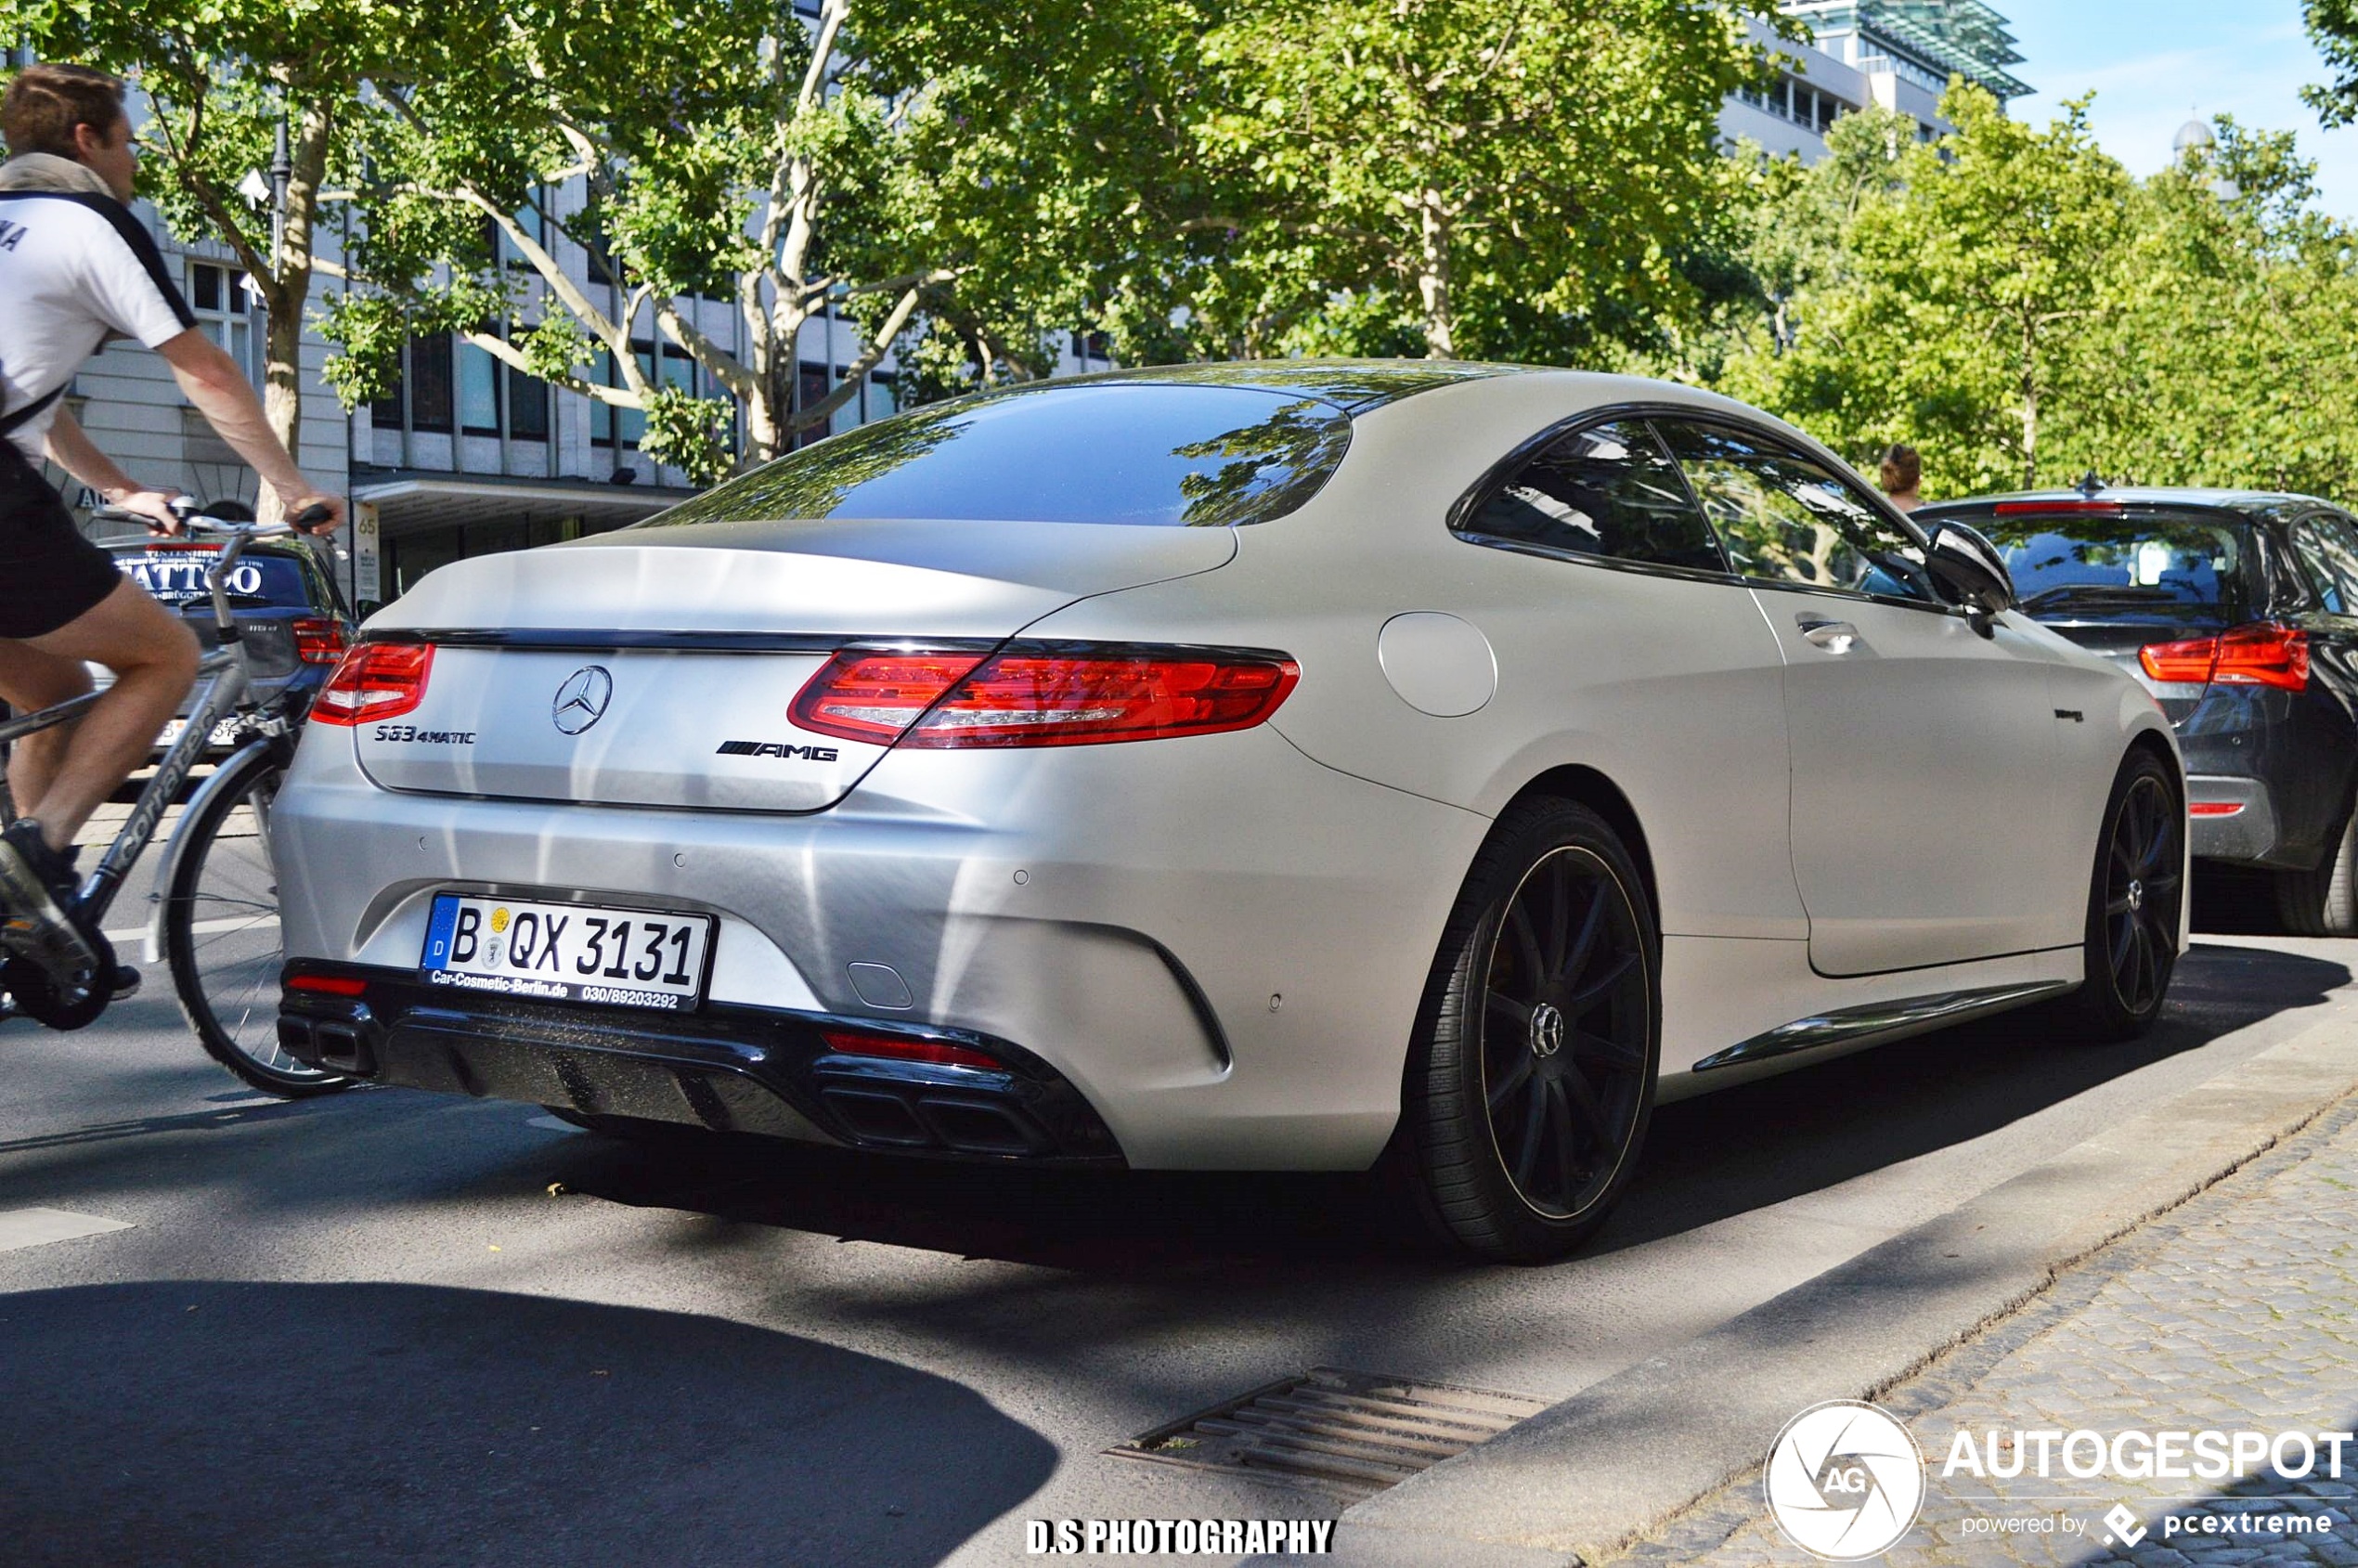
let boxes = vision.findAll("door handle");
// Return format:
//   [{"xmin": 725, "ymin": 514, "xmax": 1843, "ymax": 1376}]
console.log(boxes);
[{"xmin": 1797, "ymin": 617, "xmax": 1859, "ymax": 654}]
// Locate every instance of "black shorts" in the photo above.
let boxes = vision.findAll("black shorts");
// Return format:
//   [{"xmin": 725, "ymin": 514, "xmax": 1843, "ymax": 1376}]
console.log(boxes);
[{"xmin": 0, "ymin": 439, "xmax": 121, "ymax": 640}]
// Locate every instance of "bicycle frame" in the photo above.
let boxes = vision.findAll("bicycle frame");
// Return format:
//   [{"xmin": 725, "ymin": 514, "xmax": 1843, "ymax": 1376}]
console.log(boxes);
[{"xmin": 0, "ymin": 521, "xmax": 291, "ymax": 931}]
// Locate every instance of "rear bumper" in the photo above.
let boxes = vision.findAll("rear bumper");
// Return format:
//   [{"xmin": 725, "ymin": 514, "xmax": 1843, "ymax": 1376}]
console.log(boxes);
[
  {"xmin": 272, "ymin": 722, "xmax": 1484, "ymax": 1171},
  {"xmin": 2187, "ymin": 774, "xmax": 2281, "ymax": 862},
  {"xmin": 279, "ymin": 965, "xmax": 1124, "ymax": 1164}
]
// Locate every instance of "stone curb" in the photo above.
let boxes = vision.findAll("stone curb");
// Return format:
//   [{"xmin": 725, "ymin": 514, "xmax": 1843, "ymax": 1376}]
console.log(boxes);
[{"xmin": 1260, "ymin": 995, "xmax": 2358, "ymax": 1567}]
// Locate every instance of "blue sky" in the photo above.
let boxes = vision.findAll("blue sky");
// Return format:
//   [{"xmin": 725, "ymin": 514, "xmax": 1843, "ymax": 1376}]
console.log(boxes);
[{"xmin": 2003, "ymin": 1, "xmax": 2358, "ymax": 214}]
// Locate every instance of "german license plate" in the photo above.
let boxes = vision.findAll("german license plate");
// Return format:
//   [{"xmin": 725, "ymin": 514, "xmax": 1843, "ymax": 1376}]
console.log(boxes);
[
  {"xmin": 420, "ymin": 893, "xmax": 714, "ymax": 1011},
  {"xmin": 158, "ymin": 717, "xmax": 241, "ymax": 748}
]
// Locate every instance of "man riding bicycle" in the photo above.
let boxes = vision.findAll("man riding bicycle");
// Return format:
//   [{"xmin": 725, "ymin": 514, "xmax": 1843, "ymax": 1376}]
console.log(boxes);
[{"xmin": 0, "ymin": 62, "xmax": 343, "ymax": 987}]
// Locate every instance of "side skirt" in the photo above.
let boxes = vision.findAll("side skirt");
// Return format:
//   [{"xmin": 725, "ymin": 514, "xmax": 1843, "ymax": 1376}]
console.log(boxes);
[{"xmin": 1689, "ymin": 979, "xmax": 2078, "ymax": 1075}]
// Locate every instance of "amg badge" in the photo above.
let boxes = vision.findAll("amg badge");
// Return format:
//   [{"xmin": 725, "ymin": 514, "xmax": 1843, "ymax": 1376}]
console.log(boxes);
[{"xmin": 717, "ymin": 739, "xmax": 840, "ymax": 761}]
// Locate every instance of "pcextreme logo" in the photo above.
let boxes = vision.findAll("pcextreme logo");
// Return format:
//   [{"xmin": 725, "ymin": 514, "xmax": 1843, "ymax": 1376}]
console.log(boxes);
[{"xmin": 1764, "ymin": 1400, "xmax": 1928, "ymax": 1561}]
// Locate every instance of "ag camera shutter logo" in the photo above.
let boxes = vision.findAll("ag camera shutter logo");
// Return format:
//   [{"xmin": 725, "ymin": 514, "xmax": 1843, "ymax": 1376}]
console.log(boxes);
[{"xmin": 1765, "ymin": 1400, "xmax": 1926, "ymax": 1560}]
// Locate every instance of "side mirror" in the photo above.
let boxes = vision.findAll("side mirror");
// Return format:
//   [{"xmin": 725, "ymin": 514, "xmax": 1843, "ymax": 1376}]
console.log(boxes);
[{"xmin": 1923, "ymin": 522, "xmax": 2016, "ymax": 631}]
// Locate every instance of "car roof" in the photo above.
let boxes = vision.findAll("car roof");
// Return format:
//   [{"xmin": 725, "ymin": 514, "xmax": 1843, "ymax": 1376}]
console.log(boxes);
[{"xmin": 1923, "ymin": 486, "xmax": 2344, "ymax": 523}]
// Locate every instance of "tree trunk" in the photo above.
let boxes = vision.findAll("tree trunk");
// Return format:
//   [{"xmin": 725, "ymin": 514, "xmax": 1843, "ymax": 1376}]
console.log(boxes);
[
  {"xmin": 1418, "ymin": 193, "xmax": 1456, "ymax": 359},
  {"xmin": 256, "ymin": 97, "xmax": 332, "ymax": 522}
]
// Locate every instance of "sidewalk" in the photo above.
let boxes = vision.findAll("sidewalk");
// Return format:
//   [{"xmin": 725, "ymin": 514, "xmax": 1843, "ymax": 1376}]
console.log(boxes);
[{"xmin": 1618, "ymin": 1096, "xmax": 2358, "ymax": 1567}]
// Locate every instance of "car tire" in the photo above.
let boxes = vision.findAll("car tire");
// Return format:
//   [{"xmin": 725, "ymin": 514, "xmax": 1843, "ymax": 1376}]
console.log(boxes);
[
  {"xmin": 2274, "ymin": 797, "xmax": 2358, "ymax": 937},
  {"xmin": 1396, "ymin": 797, "xmax": 1660, "ymax": 1263},
  {"xmin": 2055, "ymin": 749, "xmax": 2184, "ymax": 1042}
]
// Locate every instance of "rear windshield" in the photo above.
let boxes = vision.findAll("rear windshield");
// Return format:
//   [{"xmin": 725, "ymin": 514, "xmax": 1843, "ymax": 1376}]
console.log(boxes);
[
  {"xmin": 112, "ymin": 548, "xmax": 312, "ymax": 608},
  {"xmin": 639, "ymin": 382, "xmax": 1354, "ymax": 530},
  {"xmin": 1975, "ymin": 514, "xmax": 2251, "ymax": 623}
]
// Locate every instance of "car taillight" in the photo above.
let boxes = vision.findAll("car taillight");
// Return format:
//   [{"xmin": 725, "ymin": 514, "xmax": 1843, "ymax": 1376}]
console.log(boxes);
[
  {"xmin": 790, "ymin": 644, "xmax": 1302, "ymax": 748},
  {"xmin": 819, "ymin": 1030, "xmax": 1001, "ymax": 1070},
  {"xmin": 309, "ymin": 642, "xmax": 434, "ymax": 725},
  {"xmin": 292, "ymin": 616, "xmax": 348, "ymax": 666},
  {"xmin": 2138, "ymin": 622, "xmax": 2309, "ymax": 691},
  {"xmin": 787, "ymin": 650, "xmax": 994, "ymax": 745}
]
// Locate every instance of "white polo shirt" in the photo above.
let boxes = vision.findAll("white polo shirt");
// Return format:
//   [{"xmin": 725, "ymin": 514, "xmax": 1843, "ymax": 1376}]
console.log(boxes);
[{"xmin": 0, "ymin": 188, "xmax": 195, "ymax": 462}]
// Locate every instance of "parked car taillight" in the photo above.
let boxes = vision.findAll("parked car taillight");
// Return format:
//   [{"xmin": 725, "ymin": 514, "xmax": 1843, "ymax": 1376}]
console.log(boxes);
[
  {"xmin": 310, "ymin": 642, "xmax": 434, "ymax": 725},
  {"xmin": 292, "ymin": 616, "xmax": 349, "ymax": 666},
  {"xmin": 2138, "ymin": 622, "xmax": 2310, "ymax": 691},
  {"xmin": 790, "ymin": 643, "xmax": 1302, "ymax": 748}
]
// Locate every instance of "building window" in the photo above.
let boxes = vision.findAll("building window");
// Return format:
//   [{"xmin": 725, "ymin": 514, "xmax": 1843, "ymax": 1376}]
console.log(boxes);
[
  {"xmin": 188, "ymin": 262, "xmax": 254, "ymax": 380},
  {"xmin": 797, "ymin": 362, "xmax": 832, "ymax": 449},
  {"xmin": 369, "ymin": 345, "xmax": 403, "ymax": 433},
  {"xmin": 409, "ymin": 330, "xmax": 455, "ymax": 434},
  {"xmin": 590, "ymin": 342, "xmax": 653, "ymax": 449},
  {"xmin": 459, "ymin": 330, "xmax": 501, "ymax": 436},
  {"xmin": 508, "ymin": 349, "xmax": 550, "ymax": 441}
]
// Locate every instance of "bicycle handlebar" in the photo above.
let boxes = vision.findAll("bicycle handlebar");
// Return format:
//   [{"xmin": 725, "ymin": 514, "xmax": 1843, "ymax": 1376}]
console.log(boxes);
[{"xmin": 86, "ymin": 498, "xmax": 336, "ymax": 535}]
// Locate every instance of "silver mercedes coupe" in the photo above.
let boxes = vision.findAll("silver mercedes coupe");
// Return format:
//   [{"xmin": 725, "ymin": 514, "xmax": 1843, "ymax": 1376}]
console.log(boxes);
[{"xmin": 270, "ymin": 362, "xmax": 2185, "ymax": 1260}]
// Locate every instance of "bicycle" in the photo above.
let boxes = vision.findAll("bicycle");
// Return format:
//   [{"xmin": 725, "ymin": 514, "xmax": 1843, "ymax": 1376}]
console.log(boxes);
[{"xmin": 0, "ymin": 498, "xmax": 350, "ymax": 1097}]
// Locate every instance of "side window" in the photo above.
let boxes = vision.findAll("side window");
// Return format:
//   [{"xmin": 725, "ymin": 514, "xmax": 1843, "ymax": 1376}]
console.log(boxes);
[
  {"xmin": 1458, "ymin": 420, "xmax": 1728, "ymax": 576},
  {"xmin": 1657, "ymin": 421, "xmax": 1930, "ymax": 601},
  {"xmin": 2295, "ymin": 517, "xmax": 2358, "ymax": 614}
]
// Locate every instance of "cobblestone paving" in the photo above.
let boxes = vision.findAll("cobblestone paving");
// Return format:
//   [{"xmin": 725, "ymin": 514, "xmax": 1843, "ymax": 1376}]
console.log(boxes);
[{"xmin": 1615, "ymin": 1099, "xmax": 2358, "ymax": 1567}]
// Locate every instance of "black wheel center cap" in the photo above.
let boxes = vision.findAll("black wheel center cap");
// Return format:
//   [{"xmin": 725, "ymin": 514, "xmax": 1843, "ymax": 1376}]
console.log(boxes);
[
  {"xmin": 1528, "ymin": 1001, "xmax": 1565, "ymax": 1059},
  {"xmin": 2127, "ymin": 879, "xmax": 2144, "ymax": 913}
]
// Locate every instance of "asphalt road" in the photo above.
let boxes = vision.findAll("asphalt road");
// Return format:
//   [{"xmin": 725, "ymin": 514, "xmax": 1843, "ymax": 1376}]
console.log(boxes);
[{"xmin": 0, "ymin": 923, "xmax": 2348, "ymax": 1567}]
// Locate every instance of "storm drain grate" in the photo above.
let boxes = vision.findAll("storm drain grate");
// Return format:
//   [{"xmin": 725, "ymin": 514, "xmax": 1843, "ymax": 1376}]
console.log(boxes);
[{"xmin": 1109, "ymin": 1367, "xmax": 1549, "ymax": 1499}]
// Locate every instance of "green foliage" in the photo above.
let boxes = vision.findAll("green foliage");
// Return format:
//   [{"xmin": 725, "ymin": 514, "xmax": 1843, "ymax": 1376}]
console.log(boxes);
[
  {"xmin": 639, "ymin": 386, "xmax": 739, "ymax": 485},
  {"xmin": 1704, "ymin": 85, "xmax": 2358, "ymax": 502},
  {"xmin": 2308, "ymin": 0, "xmax": 2358, "ymax": 127},
  {"xmin": 1147, "ymin": 0, "xmax": 1791, "ymax": 362}
]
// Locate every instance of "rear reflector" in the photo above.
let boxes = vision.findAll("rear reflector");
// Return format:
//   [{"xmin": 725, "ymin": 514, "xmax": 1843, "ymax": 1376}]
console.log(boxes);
[
  {"xmin": 819, "ymin": 1030, "xmax": 1001, "ymax": 1070},
  {"xmin": 286, "ymin": 973, "xmax": 368, "ymax": 996},
  {"xmin": 292, "ymin": 616, "xmax": 348, "ymax": 666},
  {"xmin": 2138, "ymin": 622, "xmax": 2309, "ymax": 691},
  {"xmin": 310, "ymin": 642, "xmax": 434, "ymax": 725},
  {"xmin": 791, "ymin": 643, "xmax": 1301, "ymax": 748},
  {"xmin": 2188, "ymin": 802, "xmax": 2246, "ymax": 817}
]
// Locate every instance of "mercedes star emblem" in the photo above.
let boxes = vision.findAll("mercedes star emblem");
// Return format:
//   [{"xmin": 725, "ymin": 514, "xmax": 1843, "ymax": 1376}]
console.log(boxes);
[
  {"xmin": 1528, "ymin": 1000, "xmax": 1565, "ymax": 1059},
  {"xmin": 551, "ymin": 665, "xmax": 614, "ymax": 735}
]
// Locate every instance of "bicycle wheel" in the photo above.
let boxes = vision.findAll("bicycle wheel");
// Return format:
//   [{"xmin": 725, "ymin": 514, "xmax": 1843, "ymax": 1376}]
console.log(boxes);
[{"xmin": 162, "ymin": 743, "xmax": 350, "ymax": 1096}]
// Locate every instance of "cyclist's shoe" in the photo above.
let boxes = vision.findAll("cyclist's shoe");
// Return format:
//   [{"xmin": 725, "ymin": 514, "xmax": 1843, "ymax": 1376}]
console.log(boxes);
[
  {"xmin": 0, "ymin": 819, "xmax": 98, "ymax": 978},
  {"xmin": 109, "ymin": 962, "xmax": 140, "ymax": 999}
]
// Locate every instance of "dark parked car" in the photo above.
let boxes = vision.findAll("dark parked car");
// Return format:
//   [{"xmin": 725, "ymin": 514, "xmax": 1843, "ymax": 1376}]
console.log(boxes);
[
  {"xmin": 1918, "ymin": 485, "xmax": 2358, "ymax": 935},
  {"xmin": 101, "ymin": 531, "xmax": 353, "ymax": 751}
]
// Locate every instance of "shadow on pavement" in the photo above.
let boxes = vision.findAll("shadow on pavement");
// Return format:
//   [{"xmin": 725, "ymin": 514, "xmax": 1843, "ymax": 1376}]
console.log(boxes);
[
  {"xmin": 1606, "ymin": 940, "xmax": 2351, "ymax": 1252},
  {"xmin": 0, "ymin": 1280, "xmax": 1053, "ymax": 1568},
  {"xmin": 542, "ymin": 941, "xmax": 2350, "ymax": 1276}
]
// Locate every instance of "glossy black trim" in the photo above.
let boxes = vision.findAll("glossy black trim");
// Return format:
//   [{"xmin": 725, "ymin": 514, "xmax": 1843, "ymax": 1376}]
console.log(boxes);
[
  {"xmin": 362, "ymin": 628, "xmax": 886, "ymax": 654},
  {"xmin": 1743, "ymin": 575, "xmax": 1978, "ymax": 620},
  {"xmin": 363, "ymin": 628, "xmax": 1301, "ymax": 671},
  {"xmin": 978, "ymin": 636, "xmax": 1301, "ymax": 667},
  {"xmin": 1454, "ymin": 530, "xmax": 1748, "ymax": 591}
]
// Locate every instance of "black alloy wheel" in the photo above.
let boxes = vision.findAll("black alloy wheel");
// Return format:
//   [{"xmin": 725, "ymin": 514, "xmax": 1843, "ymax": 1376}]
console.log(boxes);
[
  {"xmin": 2057, "ymin": 750, "xmax": 2183, "ymax": 1041},
  {"xmin": 2102, "ymin": 770, "xmax": 2182, "ymax": 1017},
  {"xmin": 1480, "ymin": 848, "xmax": 1652, "ymax": 1219},
  {"xmin": 1398, "ymin": 798, "xmax": 1660, "ymax": 1262}
]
